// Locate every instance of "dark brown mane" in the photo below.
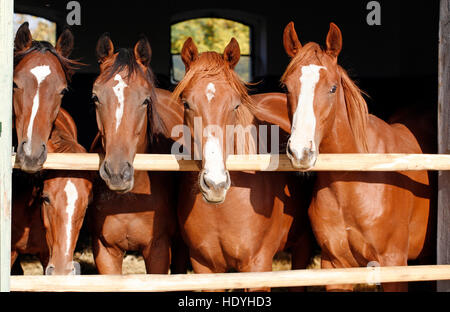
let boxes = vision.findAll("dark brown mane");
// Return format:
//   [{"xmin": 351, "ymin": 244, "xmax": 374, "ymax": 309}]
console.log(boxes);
[
  {"xmin": 14, "ymin": 40, "xmax": 82, "ymax": 82},
  {"xmin": 97, "ymin": 48, "xmax": 166, "ymax": 143},
  {"xmin": 281, "ymin": 42, "xmax": 369, "ymax": 152}
]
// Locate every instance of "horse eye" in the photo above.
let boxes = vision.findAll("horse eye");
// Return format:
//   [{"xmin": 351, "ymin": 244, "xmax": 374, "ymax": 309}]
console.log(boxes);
[
  {"xmin": 183, "ymin": 100, "xmax": 190, "ymax": 110},
  {"xmin": 234, "ymin": 103, "xmax": 240, "ymax": 110},
  {"xmin": 330, "ymin": 85, "xmax": 337, "ymax": 94},
  {"xmin": 60, "ymin": 88, "xmax": 69, "ymax": 96},
  {"xmin": 13, "ymin": 82, "xmax": 18, "ymax": 89},
  {"xmin": 143, "ymin": 98, "xmax": 151, "ymax": 106},
  {"xmin": 42, "ymin": 195, "xmax": 50, "ymax": 204},
  {"xmin": 92, "ymin": 94, "xmax": 99, "ymax": 103}
]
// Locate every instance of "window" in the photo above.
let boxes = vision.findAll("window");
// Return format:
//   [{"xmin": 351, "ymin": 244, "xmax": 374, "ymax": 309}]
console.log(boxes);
[
  {"xmin": 171, "ymin": 18, "xmax": 252, "ymax": 83},
  {"xmin": 13, "ymin": 13, "xmax": 57, "ymax": 46}
]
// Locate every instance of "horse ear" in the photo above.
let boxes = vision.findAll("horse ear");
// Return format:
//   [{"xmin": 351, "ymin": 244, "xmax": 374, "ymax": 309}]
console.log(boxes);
[
  {"xmin": 14, "ymin": 22, "xmax": 32, "ymax": 52},
  {"xmin": 55, "ymin": 27, "xmax": 74, "ymax": 58},
  {"xmin": 326, "ymin": 22, "xmax": 342, "ymax": 59},
  {"xmin": 283, "ymin": 21, "xmax": 302, "ymax": 58},
  {"xmin": 96, "ymin": 33, "xmax": 114, "ymax": 64},
  {"xmin": 223, "ymin": 38, "xmax": 240, "ymax": 69},
  {"xmin": 181, "ymin": 37, "xmax": 198, "ymax": 71},
  {"xmin": 134, "ymin": 35, "xmax": 152, "ymax": 67}
]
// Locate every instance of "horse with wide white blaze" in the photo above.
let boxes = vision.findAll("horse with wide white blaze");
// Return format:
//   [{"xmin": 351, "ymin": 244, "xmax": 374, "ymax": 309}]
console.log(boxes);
[
  {"xmin": 281, "ymin": 21, "xmax": 431, "ymax": 291},
  {"xmin": 172, "ymin": 37, "xmax": 312, "ymax": 291},
  {"xmin": 11, "ymin": 109, "xmax": 93, "ymax": 275}
]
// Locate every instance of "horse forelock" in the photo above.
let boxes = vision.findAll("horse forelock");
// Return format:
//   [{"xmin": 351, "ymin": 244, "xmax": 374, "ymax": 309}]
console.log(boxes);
[
  {"xmin": 14, "ymin": 40, "xmax": 82, "ymax": 82},
  {"xmin": 96, "ymin": 48, "xmax": 166, "ymax": 144},
  {"xmin": 172, "ymin": 51, "xmax": 259, "ymax": 154}
]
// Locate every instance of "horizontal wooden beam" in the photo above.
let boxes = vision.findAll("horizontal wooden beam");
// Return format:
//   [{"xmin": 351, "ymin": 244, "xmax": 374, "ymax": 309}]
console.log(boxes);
[
  {"xmin": 11, "ymin": 153, "xmax": 450, "ymax": 171},
  {"xmin": 10, "ymin": 264, "xmax": 450, "ymax": 292}
]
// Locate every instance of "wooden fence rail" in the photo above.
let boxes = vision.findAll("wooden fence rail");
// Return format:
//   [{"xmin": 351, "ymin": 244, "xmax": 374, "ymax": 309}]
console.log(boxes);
[
  {"xmin": 9, "ymin": 265, "xmax": 450, "ymax": 292},
  {"xmin": 11, "ymin": 153, "xmax": 450, "ymax": 171}
]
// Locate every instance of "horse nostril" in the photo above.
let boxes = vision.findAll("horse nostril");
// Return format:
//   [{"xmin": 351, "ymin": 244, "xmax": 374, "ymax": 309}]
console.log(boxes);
[
  {"xmin": 220, "ymin": 171, "xmax": 231, "ymax": 190},
  {"xmin": 121, "ymin": 162, "xmax": 133, "ymax": 182},
  {"xmin": 100, "ymin": 161, "xmax": 111, "ymax": 179},
  {"xmin": 199, "ymin": 170, "xmax": 210, "ymax": 191},
  {"xmin": 38, "ymin": 144, "xmax": 47, "ymax": 162},
  {"xmin": 286, "ymin": 142, "xmax": 296, "ymax": 159},
  {"xmin": 45, "ymin": 264, "xmax": 55, "ymax": 276}
]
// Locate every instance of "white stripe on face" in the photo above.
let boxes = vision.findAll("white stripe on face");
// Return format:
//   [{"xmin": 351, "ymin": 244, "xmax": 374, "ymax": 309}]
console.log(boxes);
[
  {"xmin": 289, "ymin": 64, "xmax": 326, "ymax": 157},
  {"xmin": 25, "ymin": 65, "xmax": 51, "ymax": 155},
  {"xmin": 203, "ymin": 134, "xmax": 227, "ymax": 186},
  {"xmin": 113, "ymin": 74, "xmax": 127, "ymax": 132},
  {"xmin": 205, "ymin": 82, "xmax": 216, "ymax": 103},
  {"xmin": 64, "ymin": 179, "xmax": 78, "ymax": 257}
]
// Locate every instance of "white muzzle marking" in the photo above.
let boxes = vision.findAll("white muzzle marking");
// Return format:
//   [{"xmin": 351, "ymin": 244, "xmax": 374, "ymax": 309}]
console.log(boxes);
[
  {"xmin": 289, "ymin": 64, "xmax": 326, "ymax": 158},
  {"xmin": 25, "ymin": 65, "xmax": 51, "ymax": 155},
  {"xmin": 203, "ymin": 135, "xmax": 227, "ymax": 186},
  {"xmin": 113, "ymin": 74, "xmax": 127, "ymax": 132}
]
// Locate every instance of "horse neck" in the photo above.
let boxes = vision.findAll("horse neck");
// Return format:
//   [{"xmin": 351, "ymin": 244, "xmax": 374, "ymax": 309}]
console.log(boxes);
[
  {"xmin": 319, "ymin": 91, "xmax": 361, "ymax": 154},
  {"xmin": 234, "ymin": 105, "xmax": 258, "ymax": 155},
  {"xmin": 137, "ymin": 122, "xmax": 150, "ymax": 154}
]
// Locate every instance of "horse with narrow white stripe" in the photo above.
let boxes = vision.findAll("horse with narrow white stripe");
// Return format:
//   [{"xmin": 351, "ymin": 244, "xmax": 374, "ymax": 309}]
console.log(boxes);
[{"xmin": 13, "ymin": 22, "xmax": 78, "ymax": 173}]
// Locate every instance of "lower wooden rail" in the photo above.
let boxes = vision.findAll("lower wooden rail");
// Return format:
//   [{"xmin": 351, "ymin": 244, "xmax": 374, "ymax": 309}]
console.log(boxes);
[{"xmin": 10, "ymin": 265, "xmax": 450, "ymax": 292}]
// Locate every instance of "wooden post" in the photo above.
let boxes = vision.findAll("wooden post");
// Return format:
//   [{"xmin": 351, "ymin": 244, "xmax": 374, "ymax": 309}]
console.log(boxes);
[
  {"xmin": 438, "ymin": 0, "xmax": 450, "ymax": 292},
  {"xmin": 0, "ymin": 0, "xmax": 13, "ymax": 293}
]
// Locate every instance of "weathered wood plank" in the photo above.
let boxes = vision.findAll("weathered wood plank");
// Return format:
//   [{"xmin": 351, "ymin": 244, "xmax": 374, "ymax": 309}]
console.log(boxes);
[
  {"xmin": 438, "ymin": 0, "xmax": 450, "ymax": 292},
  {"xmin": 10, "ymin": 153, "xmax": 450, "ymax": 171},
  {"xmin": 9, "ymin": 265, "xmax": 450, "ymax": 292},
  {"xmin": 0, "ymin": 0, "xmax": 13, "ymax": 293}
]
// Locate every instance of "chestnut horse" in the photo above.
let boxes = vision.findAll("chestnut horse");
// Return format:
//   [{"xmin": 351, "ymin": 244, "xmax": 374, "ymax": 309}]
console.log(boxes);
[
  {"xmin": 13, "ymin": 22, "xmax": 80, "ymax": 173},
  {"xmin": 281, "ymin": 22, "xmax": 430, "ymax": 291},
  {"xmin": 172, "ymin": 37, "xmax": 311, "ymax": 291},
  {"xmin": 41, "ymin": 108, "xmax": 93, "ymax": 275},
  {"xmin": 11, "ymin": 109, "xmax": 93, "ymax": 275},
  {"xmin": 89, "ymin": 33, "xmax": 180, "ymax": 274}
]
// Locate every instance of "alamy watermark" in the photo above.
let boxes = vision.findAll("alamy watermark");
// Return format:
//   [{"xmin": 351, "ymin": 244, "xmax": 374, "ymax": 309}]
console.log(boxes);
[
  {"xmin": 66, "ymin": 1, "xmax": 81, "ymax": 26},
  {"xmin": 170, "ymin": 117, "xmax": 281, "ymax": 171},
  {"xmin": 366, "ymin": 1, "xmax": 381, "ymax": 26}
]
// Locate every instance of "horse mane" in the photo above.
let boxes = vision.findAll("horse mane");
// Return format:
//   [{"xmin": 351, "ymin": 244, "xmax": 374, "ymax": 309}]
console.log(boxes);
[
  {"xmin": 49, "ymin": 108, "xmax": 85, "ymax": 153},
  {"xmin": 171, "ymin": 51, "xmax": 260, "ymax": 154},
  {"xmin": 98, "ymin": 48, "xmax": 167, "ymax": 143},
  {"xmin": 281, "ymin": 42, "xmax": 369, "ymax": 153},
  {"xmin": 14, "ymin": 40, "xmax": 82, "ymax": 82}
]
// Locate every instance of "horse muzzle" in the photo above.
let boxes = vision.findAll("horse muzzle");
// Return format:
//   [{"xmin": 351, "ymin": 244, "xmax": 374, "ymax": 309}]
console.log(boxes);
[
  {"xmin": 16, "ymin": 140, "xmax": 47, "ymax": 173},
  {"xmin": 199, "ymin": 169, "xmax": 231, "ymax": 204},
  {"xmin": 45, "ymin": 261, "xmax": 81, "ymax": 275},
  {"xmin": 99, "ymin": 160, "xmax": 134, "ymax": 193},
  {"xmin": 286, "ymin": 140, "xmax": 318, "ymax": 170}
]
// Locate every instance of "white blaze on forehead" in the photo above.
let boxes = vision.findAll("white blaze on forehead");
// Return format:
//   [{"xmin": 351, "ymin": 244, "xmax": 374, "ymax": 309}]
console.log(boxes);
[
  {"xmin": 25, "ymin": 65, "xmax": 51, "ymax": 155},
  {"xmin": 290, "ymin": 64, "xmax": 326, "ymax": 156},
  {"xmin": 113, "ymin": 74, "xmax": 128, "ymax": 131},
  {"xmin": 205, "ymin": 82, "xmax": 216, "ymax": 103},
  {"xmin": 203, "ymin": 134, "xmax": 227, "ymax": 185},
  {"xmin": 64, "ymin": 179, "xmax": 78, "ymax": 257}
]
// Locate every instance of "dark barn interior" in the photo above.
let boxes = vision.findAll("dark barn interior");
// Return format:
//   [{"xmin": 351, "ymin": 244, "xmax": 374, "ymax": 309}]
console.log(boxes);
[
  {"xmin": 14, "ymin": 0, "xmax": 440, "ymax": 152},
  {"xmin": 11, "ymin": 0, "xmax": 442, "ymax": 288}
]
